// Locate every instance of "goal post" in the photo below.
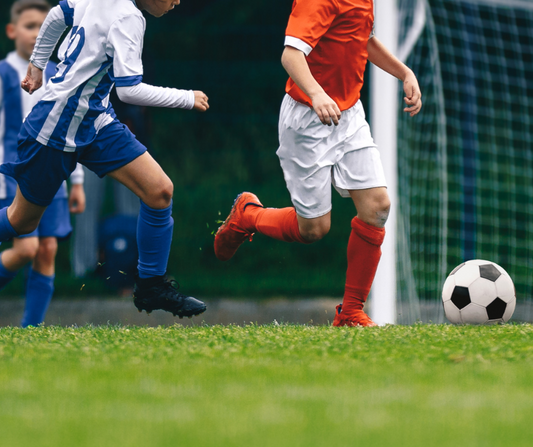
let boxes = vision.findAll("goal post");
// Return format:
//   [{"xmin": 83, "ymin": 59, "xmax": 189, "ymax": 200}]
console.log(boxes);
[{"xmin": 369, "ymin": 0, "xmax": 401, "ymax": 325}]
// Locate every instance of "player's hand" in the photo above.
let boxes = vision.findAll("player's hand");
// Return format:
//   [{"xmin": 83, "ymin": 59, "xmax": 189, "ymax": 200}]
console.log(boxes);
[
  {"xmin": 310, "ymin": 91, "xmax": 341, "ymax": 126},
  {"xmin": 403, "ymin": 70, "xmax": 422, "ymax": 117},
  {"xmin": 68, "ymin": 184, "xmax": 86, "ymax": 214},
  {"xmin": 193, "ymin": 91, "xmax": 209, "ymax": 112},
  {"xmin": 21, "ymin": 63, "xmax": 43, "ymax": 95}
]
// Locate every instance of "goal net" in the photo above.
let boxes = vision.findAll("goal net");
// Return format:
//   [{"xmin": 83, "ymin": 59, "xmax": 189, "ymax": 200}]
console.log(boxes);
[{"xmin": 395, "ymin": 0, "xmax": 533, "ymax": 323}]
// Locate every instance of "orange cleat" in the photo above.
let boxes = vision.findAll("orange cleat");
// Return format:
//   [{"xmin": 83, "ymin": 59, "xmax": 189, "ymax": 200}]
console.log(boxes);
[
  {"xmin": 214, "ymin": 192, "xmax": 263, "ymax": 261},
  {"xmin": 332, "ymin": 304, "xmax": 377, "ymax": 327}
]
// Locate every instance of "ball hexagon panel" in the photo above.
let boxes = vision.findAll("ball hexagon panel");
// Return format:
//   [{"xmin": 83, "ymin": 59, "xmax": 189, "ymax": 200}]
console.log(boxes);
[
  {"xmin": 486, "ymin": 297, "xmax": 507, "ymax": 320},
  {"xmin": 468, "ymin": 277, "xmax": 498, "ymax": 307},
  {"xmin": 443, "ymin": 300, "xmax": 462, "ymax": 324},
  {"xmin": 460, "ymin": 303, "xmax": 489, "ymax": 324},
  {"xmin": 465, "ymin": 259, "xmax": 492, "ymax": 266},
  {"xmin": 479, "ymin": 263, "xmax": 502, "ymax": 282},
  {"xmin": 451, "ymin": 286, "xmax": 471, "ymax": 309},
  {"xmin": 495, "ymin": 275, "xmax": 515, "ymax": 303},
  {"xmin": 453, "ymin": 264, "xmax": 481, "ymax": 287},
  {"xmin": 442, "ymin": 276, "xmax": 456, "ymax": 302}
]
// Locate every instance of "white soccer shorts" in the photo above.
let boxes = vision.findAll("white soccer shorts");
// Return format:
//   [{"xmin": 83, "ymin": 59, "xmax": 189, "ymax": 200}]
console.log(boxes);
[{"xmin": 276, "ymin": 94, "xmax": 387, "ymax": 219}]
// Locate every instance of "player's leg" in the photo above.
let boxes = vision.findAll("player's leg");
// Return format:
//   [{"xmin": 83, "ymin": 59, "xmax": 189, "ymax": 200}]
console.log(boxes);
[
  {"xmin": 0, "ymin": 129, "xmax": 77, "ymax": 241},
  {"xmin": 107, "ymin": 152, "xmax": 206, "ymax": 317},
  {"xmin": 21, "ymin": 237, "xmax": 57, "ymax": 327},
  {"xmin": 20, "ymin": 196, "xmax": 72, "ymax": 327},
  {"xmin": 214, "ymin": 193, "xmax": 312, "ymax": 261},
  {"xmin": 214, "ymin": 95, "xmax": 334, "ymax": 260},
  {"xmin": 332, "ymin": 187, "xmax": 389, "ymax": 328},
  {"xmin": 0, "ymin": 188, "xmax": 46, "ymax": 241},
  {"xmin": 80, "ymin": 121, "xmax": 205, "ymax": 317},
  {"xmin": 107, "ymin": 151, "xmax": 174, "ymax": 277},
  {"xmin": 0, "ymin": 236, "xmax": 39, "ymax": 290}
]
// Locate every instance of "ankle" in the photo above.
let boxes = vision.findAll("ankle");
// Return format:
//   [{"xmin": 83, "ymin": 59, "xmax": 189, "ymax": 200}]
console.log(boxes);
[
  {"xmin": 136, "ymin": 273, "xmax": 166, "ymax": 288},
  {"xmin": 242, "ymin": 204, "xmax": 263, "ymax": 232},
  {"xmin": 341, "ymin": 297, "xmax": 366, "ymax": 314}
]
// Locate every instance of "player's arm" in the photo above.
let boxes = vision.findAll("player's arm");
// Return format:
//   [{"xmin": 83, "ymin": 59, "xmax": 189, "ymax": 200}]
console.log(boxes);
[
  {"xmin": 367, "ymin": 36, "xmax": 422, "ymax": 117},
  {"xmin": 281, "ymin": 46, "xmax": 341, "ymax": 126},
  {"xmin": 108, "ymin": 14, "xmax": 208, "ymax": 112},
  {"xmin": 116, "ymin": 84, "xmax": 209, "ymax": 112},
  {"xmin": 68, "ymin": 164, "xmax": 86, "ymax": 214},
  {"xmin": 22, "ymin": 3, "xmax": 69, "ymax": 94}
]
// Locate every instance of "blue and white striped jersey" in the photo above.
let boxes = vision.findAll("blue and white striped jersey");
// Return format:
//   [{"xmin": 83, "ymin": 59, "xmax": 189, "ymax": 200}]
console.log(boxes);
[
  {"xmin": 0, "ymin": 51, "xmax": 62, "ymax": 199},
  {"xmin": 25, "ymin": 0, "xmax": 145, "ymax": 152}
]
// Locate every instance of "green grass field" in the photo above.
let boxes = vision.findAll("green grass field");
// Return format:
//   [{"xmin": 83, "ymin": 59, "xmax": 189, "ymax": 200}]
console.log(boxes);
[{"xmin": 1, "ymin": 324, "xmax": 533, "ymax": 447}]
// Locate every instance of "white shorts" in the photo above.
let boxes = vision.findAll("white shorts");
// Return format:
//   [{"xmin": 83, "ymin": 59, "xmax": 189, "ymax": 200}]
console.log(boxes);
[{"xmin": 276, "ymin": 95, "xmax": 387, "ymax": 219}]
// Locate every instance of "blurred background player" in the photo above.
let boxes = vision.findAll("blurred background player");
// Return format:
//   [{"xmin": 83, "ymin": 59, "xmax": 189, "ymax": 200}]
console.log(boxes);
[
  {"xmin": 0, "ymin": 0, "xmax": 85, "ymax": 327},
  {"xmin": 0, "ymin": 0, "xmax": 209, "ymax": 318},
  {"xmin": 215, "ymin": 0, "xmax": 422, "ymax": 327}
]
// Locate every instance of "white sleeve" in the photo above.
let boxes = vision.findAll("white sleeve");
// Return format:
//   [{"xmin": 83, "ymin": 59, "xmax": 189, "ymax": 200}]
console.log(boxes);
[
  {"xmin": 107, "ymin": 14, "xmax": 145, "ymax": 87},
  {"xmin": 70, "ymin": 163, "xmax": 84, "ymax": 185},
  {"xmin": 116, "ymin": 83, "xmax": 195, "ymax": 110},
  {"xmin": 29, "ymin": 4, "xmax": 69, "ymax": 70},
  {"xmin": 284, "ymin": 36, "xmax": 313, "ymax": 56}
]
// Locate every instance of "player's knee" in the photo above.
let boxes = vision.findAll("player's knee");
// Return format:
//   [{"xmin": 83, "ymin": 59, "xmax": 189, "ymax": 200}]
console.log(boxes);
[
  {"xmin": 360, "ymin": 193, "xmax": 391, "ymax": 228},
  {"xmin": 37, "ymin": 238, "xmax": 58, "ymax": 265},
  {"xmin": 300, "ymin": 222, "xmax": 330, "ymax": 243},
  {"xmin": 146, "ymin": 178, "xmax": 174, "ymax": 209},
  {"xmin": 375, "ymin": 198, "xmax": 391, "ymax": 227},
  {"xmin": 15, "ymin": 239, "xmax": 39, "ymax": 264}
]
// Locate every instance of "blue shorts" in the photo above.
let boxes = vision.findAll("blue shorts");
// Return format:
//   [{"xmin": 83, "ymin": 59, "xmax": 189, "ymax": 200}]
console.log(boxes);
[
  {"xmin": 0, "ymin": 196, "xmax": 72, "ymax": 240},
  {"xmin": 0, "ymin": 120, "xmax": 147, "ymax": 206}
]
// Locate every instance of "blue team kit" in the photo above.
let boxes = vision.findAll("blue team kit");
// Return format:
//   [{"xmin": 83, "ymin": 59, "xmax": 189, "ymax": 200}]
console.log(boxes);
[{"xmin": 0, "ymin": 0, "xmax": 147, "ymax": 207}]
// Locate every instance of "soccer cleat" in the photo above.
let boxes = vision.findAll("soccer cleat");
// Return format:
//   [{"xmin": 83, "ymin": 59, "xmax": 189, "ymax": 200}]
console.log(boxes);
[
  {"xmin": 332, "ymin": 304, "xmax": 377, "ymax": 327},
  {"xmin": 133, "ymin": 275, "xmax": 206, "ymax": 318},
  {"xmin": 214, "ymin": 192, "xmax": 263, "ymax": 261}
]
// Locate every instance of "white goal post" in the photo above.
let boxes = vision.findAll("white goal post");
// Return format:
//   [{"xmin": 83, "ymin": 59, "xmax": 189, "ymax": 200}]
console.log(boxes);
[{"xmin": 370, "ymin": 0, "xmax": 426, "ymax": 325}]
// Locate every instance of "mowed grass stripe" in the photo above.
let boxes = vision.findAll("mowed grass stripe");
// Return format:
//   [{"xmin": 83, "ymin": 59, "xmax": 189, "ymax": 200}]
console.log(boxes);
[{"xmin": 1, "ymin": 324, "xmax": 532, "ymax": 447}]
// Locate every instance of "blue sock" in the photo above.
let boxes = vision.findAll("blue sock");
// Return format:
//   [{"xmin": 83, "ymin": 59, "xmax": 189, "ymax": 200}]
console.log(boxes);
[
  {"xmin": 0, "ymin": 207, "xmax": 18, "ymax": 243},
  {"xmin": 0, "ymin": 258, "xmax": 18, "ymax": 291},
  {"xmin": 137, "ymin": 200, "xmax": 173, "ymax": 278},
  {"xmin": 21, "ymin": 268, "xmax": 54, "ymax": 328}
]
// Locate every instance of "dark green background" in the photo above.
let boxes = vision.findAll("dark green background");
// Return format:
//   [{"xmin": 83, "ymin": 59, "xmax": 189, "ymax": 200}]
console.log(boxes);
[{"xmin": 0, "ymin": 0, "xmax": 371, "ymax": 299}]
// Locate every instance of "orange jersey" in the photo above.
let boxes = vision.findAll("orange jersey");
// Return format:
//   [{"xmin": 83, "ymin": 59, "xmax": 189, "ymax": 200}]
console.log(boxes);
[{"xmin": 284, "ymin": 0, "xmax": 374, "ymax": 111}]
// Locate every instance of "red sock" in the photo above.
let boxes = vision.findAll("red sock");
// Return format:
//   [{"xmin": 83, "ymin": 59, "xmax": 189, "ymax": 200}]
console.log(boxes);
[
  {"xmin": 342, "ymin": 217, "xmax": 385, "ymax": 314},
  {"xmin": 244, "ymin": 207, "xmax": 308, "ymax": 244}
]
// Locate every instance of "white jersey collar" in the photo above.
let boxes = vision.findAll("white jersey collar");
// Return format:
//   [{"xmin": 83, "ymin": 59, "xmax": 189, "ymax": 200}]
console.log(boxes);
[{"xmin": 6, "ymin": 51, "xmax": 29, "ymax": 73}]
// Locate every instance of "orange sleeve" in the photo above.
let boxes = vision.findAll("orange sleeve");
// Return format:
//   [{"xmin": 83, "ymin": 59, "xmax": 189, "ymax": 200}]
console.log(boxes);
[{"xmin": 285, "ymin": 0, "xmax": 339, "ymax": 49}]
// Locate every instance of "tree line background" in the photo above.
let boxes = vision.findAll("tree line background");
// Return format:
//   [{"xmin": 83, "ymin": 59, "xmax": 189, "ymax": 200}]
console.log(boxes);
[{"xmin": 0, "ymin": 0, "xmax": 372, "ymax": 299}]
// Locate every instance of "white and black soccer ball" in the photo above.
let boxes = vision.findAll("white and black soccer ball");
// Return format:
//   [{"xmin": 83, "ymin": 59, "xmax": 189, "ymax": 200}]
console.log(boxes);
[{"xmin": 442, "ymin": 260, "xmax": 516, "ymax": 324}]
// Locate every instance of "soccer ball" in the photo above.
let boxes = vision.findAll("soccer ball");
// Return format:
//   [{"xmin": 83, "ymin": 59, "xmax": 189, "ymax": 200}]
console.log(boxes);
[{"xmin": 442, "ymin": 259, "xmax": 516, "ymax": 324}]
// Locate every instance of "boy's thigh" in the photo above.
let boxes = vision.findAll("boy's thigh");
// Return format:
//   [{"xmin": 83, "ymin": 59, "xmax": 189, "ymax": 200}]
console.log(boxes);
[
  {"xmin": 277, "ymin": 95, "xmax": 346, "ymax": 219},
  {"xmin": 78, "ymin": 120, "xmax": 147, "ymax": 178},
  {"xmin": 277, "ymin": 126, "xmax": 336, "ymax": 220},
  {"xmin": 332, "ymin": 147, "xmax": 387, "ymax": 198},
  {"xmin": 0, "ymin": 130, "xmax": 77, "ymax": 207}
]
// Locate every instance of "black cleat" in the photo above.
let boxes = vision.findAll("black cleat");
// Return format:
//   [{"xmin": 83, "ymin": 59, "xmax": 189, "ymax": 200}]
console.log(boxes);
[{"xmin": 133, "ymin": 275, "xmax": 206, "ymax": 318}]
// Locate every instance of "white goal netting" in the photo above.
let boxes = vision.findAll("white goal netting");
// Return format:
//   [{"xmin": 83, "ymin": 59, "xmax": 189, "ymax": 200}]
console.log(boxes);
[{"xmin": 395, "ymin": 0, "xmax": 533, "ymax": 323}]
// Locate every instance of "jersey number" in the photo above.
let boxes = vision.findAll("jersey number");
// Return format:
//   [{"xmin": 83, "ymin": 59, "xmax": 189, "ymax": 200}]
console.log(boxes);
[{"xmin": 51, "ymin": 26, "xmax": 86, "ymax": 84}]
